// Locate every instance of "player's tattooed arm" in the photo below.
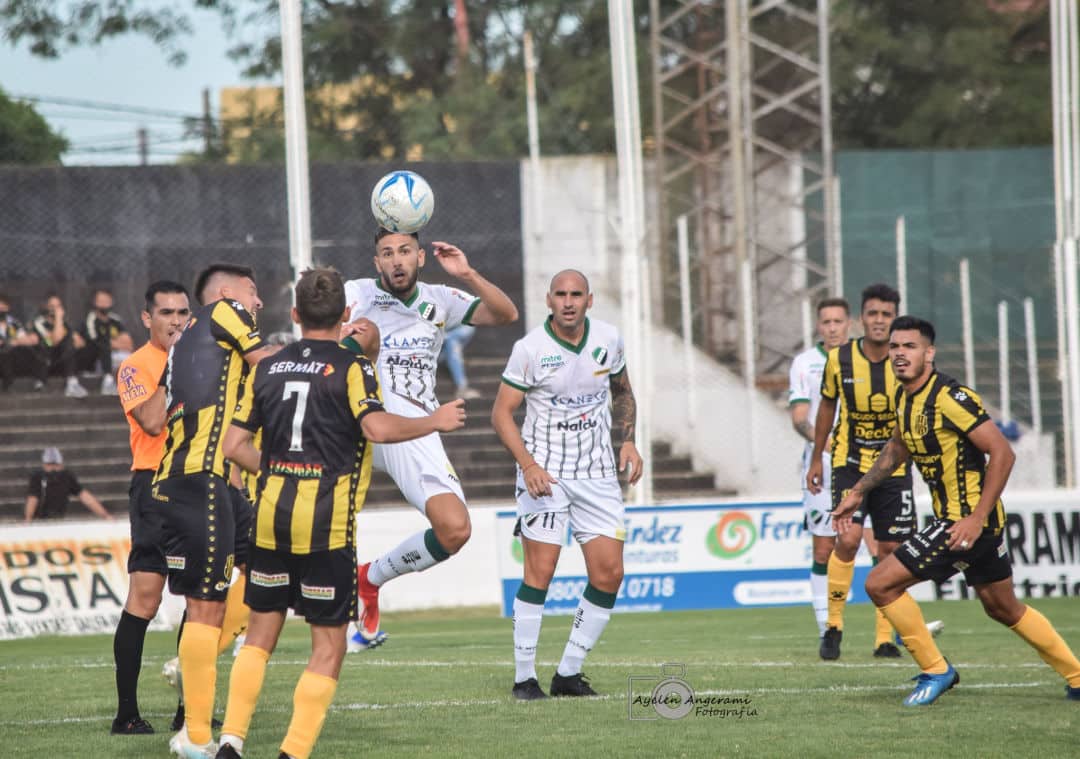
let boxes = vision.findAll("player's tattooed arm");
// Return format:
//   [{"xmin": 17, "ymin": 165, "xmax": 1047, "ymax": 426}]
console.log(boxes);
[
  {"xmin": 852, "ymin": 428, "xmax": 911, "ymax": 497},
  {"xmin": 610, "ymin": 369, "xmax": 637, "ymax": 446}
]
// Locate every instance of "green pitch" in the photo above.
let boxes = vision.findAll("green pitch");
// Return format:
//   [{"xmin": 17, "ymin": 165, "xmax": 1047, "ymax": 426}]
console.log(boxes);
[{"xmin": 2, "ymin": 599, "xmax": 1079, "ymax": 758}]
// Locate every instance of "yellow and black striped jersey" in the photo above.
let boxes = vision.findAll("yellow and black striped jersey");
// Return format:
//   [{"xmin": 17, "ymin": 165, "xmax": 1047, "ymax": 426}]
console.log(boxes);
[
  {"xmin": 232, "ymin": 338, "xmax": 384, "ymax": 554},
  {"xmin": 820, "ymin": 339, "xmax": 909, "ymax": 477},
  {"xmin": 895, "ymin": 371, "xmax": 1005, "ymax": 533},
  {"xmin": 155, "ymin": 299, "xmax": 265, "ymax": 483}
]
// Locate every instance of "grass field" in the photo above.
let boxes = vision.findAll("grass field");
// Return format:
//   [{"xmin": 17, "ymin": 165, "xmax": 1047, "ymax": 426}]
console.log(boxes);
[{"xmin": 2, "ymin": 598, "xmax": 1079, "ymax": 758}]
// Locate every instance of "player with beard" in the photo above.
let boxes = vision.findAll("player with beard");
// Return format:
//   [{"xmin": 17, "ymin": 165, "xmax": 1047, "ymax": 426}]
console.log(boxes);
[{"xmin": 342, "ymin": 230, "xmax": 518, "ymax": 650}]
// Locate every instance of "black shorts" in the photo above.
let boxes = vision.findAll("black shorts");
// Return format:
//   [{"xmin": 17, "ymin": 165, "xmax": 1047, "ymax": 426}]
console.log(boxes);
[
  {"xmin": 893, "ymin": 518, "xmax": 1013, "ymax": 586},
  {"xmin": 153, "ymin": 473, "xmax": 235, "ymax": 601},
  {"xmin": 832, "ymin": 465, "xmax": 916, "ymax": 542},
  {"xmin": 127, "ymin": 469, "xmax": 166, "ymax": 575},
  {"xmin": 245, "ymin": 544, "xmax": 358, "ymax": 626},
  {"xmin": 229, "ymin": 485, "xmax": 254, "ymax": 569}
]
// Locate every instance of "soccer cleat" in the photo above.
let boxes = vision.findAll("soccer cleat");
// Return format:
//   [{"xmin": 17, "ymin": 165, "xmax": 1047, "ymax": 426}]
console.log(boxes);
[
  {"xmin": 903, "ymin": 664, "xmax": 959, "ymax": 706},
  {"xmin": 873, "ymin": 642, "xmax": 902, "ymax": 658},
  {"xmin": 215, "ymin": 744, "xmax": 242, "ymax": 759},
  {"xmin": 550, "ymin": 672, "xmax": 597, "ymax": 697},
  {"xmin": 111, "ymin": 715, "xmax": 154, "ymax": 735},
  {"xmin": 1066, "ymin": 684, "xmax": 1080, "ymax": 701},
  {"xmin": 819, "ymin": 626, "xmax": 842, "ymax": 660},
  {"xmin": 163, "ymin": 657, "xmax": 180, "ymax": 689},
  {"xmin": 347, "ymin": 624, "xmax": 388, "ymax": 653},
  {"xmin": 927, "ymin": 619, "xmax": 945, "ymax": 638},
  {"xmin": 168, "ymin": 726, "xmax": 218, "ymax": 758},
  {"xmin": 512, "ymin": 678, "xmax": 548, "ymax": 700},
  {"xmin": 357, "ymin": 562, "xmax": 382, "ymax": 641}
]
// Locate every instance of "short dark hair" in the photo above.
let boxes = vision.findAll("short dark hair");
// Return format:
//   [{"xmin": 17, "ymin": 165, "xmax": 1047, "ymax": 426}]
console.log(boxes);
[
  {"xmin": 861, "ymin": 282, "xmax": 900, "ymax": 311},
  {"xmin": 92, "ymin": 287, "xmax": 113, "ymax": 299},
  {"xmin": 295, "ymin": 267, "xmax": 346, "ymax": 330},
  {"xmin": 375, "ymin": 227, "xmax": 420, "ymax": 245},
  {"xmin": 816, "ymin": 297, "xmax": 849, "ymax": 315},
  {"xmin": 890, "ymin": 315, "xmax": 935, "ymax": 344},
  {"xmin": 144, "ymin": 280, "xmax": 189, "ymax": 313},
  {"xmin": 194, "ymin": 263, "xmax": 256, "ymax": 305}
]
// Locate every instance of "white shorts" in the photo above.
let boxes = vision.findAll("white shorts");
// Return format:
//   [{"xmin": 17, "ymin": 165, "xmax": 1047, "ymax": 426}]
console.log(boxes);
[
  {"xmin": 373, "ymin": 392, "xmax": 465, "ymax": 513},
  {"xmin": 515, "ymin": 473, "xmax": 625, "ymax": 545},
  {"xmin": 801, "ymin": 450, "xmax": 835, "ymax": 538}
]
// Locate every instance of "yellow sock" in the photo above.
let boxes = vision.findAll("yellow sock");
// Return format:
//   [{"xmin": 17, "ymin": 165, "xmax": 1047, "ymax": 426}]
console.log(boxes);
[
  {"xmin": 874, "ymin": 606, "xmax": 894, "ymax": 647},
  {"xmin": 217, "ymin": 575, "xmax": 250, "ymax": 655},
  {"xmin": 279, "ymin": 671, "xmax": 338, "ymax": 759},
  {"xmin": 826, "ymin": 554, "xmax": 855, "ymax": 630},
  {"xmin": 178, "ymin": 621, "xmax": 221, "ymax": 745},
  {"xmin": 879, "ymin": 593, "xmax": 947, "ymax": 674},
  {"xmin": 221, "ymin": 645, "xmax": 271, "ymax": 740},
  {"xmin": 1010, "ymin": 606, "xmax": 1080, "ymax": 687}
]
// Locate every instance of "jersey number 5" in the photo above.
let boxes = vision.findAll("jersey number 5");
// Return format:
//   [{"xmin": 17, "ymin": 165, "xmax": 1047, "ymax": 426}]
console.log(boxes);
[{"xmin": 283, "ymin": 381, "xmax": 310, "ymax": 452}]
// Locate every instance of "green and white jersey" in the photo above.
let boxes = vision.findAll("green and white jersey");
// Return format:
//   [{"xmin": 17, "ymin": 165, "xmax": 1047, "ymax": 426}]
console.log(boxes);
[
  {"xmin": 344, "ymin": 278, "xmax": 480, "ymax": 412},
  {"xmin": 501, "ymin": 317, "xmax": 625, "ymax": 480}
]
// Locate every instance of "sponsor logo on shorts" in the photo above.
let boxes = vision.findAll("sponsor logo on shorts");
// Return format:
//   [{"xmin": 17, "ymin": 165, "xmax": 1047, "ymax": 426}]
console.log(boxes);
[
  {"xmin": 251, "ymin": 570, "xmax": 289, "ymax": 587},
  {"xmin": 301, "ymin": 584, "xmax": 335, "ymax": 600},
  {"xmin": 166, "ymin": 555, "xmax": 186, "ymax": 570},
  {"xmin": 952, "ymin": 561, "xmax": 970, "ymax": 571}
]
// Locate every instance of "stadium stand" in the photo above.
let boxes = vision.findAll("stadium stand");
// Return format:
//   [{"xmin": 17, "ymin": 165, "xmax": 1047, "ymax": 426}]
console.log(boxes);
[{"xmin": 0, "ymin": 357, "xmax": 729, "ymax": 521}]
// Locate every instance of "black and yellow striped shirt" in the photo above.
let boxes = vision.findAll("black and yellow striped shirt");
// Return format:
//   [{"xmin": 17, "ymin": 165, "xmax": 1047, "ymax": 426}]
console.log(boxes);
[
  {"xmin": 820, "ymin": 339, "xmax": 909, "ymax": 476},
  {"xmin": 155, "ymin": 299, "xmax": 265, "ymax": 483},
  {"xmin": 232, "ymin": 339, "xmax": 384, "ymax": 554},
  {"xmin": 895, "ymin": 371, "xmax": 1005, "ymax": 533}
]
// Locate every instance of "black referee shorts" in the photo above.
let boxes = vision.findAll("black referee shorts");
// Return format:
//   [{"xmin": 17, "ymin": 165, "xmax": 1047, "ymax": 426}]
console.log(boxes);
[
  {"xmin": 153, "ymin": 472, "xmax": 235, "ymax": 601},
  {"xmin": 127, "ymin": 469, "xmax": 166, "ymax": 575}
]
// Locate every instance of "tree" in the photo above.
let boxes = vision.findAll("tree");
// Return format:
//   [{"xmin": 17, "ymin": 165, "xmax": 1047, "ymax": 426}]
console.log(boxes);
[
  {"xmin": 0, "ymin": 88, "xmax": 68, "ymax": 164},
  {"xmin": 830, "ymin": 0, "xmax": 1052, "ymax": 149}
]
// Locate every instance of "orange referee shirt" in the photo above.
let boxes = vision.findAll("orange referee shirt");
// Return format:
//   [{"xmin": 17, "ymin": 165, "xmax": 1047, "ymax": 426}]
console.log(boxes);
[{"xmin": 118, "ymin": 342, "xmax": 168, "ymax": 471}]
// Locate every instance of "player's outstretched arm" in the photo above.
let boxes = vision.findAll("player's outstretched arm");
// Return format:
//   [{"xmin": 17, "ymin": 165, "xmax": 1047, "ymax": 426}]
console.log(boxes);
[
  {"xmin": 492, "ymin": 382, "xmax": 556, "ymax": 497},
  {"xmin": 806, "ymin": 396, "xmax": 836, "ymax": 493},
  {"xmin": 361, "ymin": 399, "xmax": 466, "ymax": 443},
  {"xmin": 430, "ymin": 241, "xmax": 519, "ymax": 325},
  {"xmin": 610, "ymin": 369, "xmax": 643, "ymax": 484},
  {"xmin": 945, "ymin": 420, "xmax": 1015, "ymax": 550},
  {"xmin": 833, "ymin": 428, "xmax": 910, "ymax": 524},
  {"xmin": 223, "ymin": 424, "xmax": 261, "ymax": 474}
]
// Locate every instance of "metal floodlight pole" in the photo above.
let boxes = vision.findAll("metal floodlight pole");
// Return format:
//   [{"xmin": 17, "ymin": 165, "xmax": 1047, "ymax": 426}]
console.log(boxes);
[
  {"xmin": 677, "ymin": 215, "xmax": 697, "ymax": 432},
  {"xmin": 1065, "ymin": 238, "xmax": 1080, "ymax": 485},
  {"xmin": 608, "ymin": 0, "xmax": 652, "ymax": 504},
  {"xmin": 895, "ymin": 216, "xmax": 907, "ymax": 311},
  {"xmin": 279, "ymin": 0, "xmax": 313, "ymax": 281},
  {"xmin": 524, "ymin": 31, "xmax": 543, "ymax": 246}
]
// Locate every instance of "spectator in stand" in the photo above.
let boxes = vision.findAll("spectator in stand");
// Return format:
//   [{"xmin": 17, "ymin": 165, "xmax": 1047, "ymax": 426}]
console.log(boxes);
[
  {"xmin": 31, "ymin": 294, "xmax": 88, "ymax": 398},
  {"xmin": 79, "ymin": 288, "xmax": 134, "ymax": 395},
  {"xmin": 440, "ymin": 323, "xmax": 481, "ymax": 400},
  {"xmin": 0, "ymin": 293, "xmax": 40, "ymax": 391},
  {"xmin": 25, "ymin": 447, "xmax": 113, "ymax": 521}
]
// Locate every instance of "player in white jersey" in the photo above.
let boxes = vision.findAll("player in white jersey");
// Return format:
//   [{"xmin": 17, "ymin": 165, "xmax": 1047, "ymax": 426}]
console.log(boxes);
[
  {"xmin": 491, "ymin": 270, "xmax": 643, "ymax": 700},
  {"xmin": 343, "ymin": 228, "xmax": 518, "ymax": 649},
  {"xmin": 788, "ymin": 298, "xmax": 851, "ymax": 639}
]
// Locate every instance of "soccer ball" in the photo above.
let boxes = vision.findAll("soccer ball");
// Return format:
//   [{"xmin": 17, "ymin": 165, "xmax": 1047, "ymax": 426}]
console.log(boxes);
[{"xmin": 370, "ymin": 170, "xmax": 435, "ymax": 234}]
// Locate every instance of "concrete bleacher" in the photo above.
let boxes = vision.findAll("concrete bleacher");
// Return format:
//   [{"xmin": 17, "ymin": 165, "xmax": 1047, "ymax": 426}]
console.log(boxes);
[{"xmin": 0, "ymin": 358, "xmax": 729, "ymax": 521}]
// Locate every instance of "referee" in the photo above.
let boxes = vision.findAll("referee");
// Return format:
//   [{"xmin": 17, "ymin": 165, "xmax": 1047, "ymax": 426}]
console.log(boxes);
[{"xmin": 110, "ymin": 281, "xmax": 191, "ymax": 734}]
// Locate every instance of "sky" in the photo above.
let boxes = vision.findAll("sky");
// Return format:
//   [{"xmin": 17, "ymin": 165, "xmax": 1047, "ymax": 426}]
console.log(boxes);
[{"xmin": 0, "ymin": 8, "xmax": 278, "ymax": 165}]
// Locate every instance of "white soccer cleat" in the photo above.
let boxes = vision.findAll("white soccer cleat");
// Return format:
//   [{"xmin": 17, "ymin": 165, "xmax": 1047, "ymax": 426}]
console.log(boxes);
[
  {"xmin": 162, "ymin": 656, "xmax": 180, "ymax": 689},
  {"xmin": 927, "ymin": 619, "xmax": 945, "ymax": 638},
  {"xmin": 168, "ymin": 726, "xmax": 217, "ymax": 758}
]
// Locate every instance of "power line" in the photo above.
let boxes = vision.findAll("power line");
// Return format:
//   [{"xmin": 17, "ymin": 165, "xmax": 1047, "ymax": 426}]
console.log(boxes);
[{"xmin": 11, "ymin": 93, "xmax": 201, "ymax": 121}]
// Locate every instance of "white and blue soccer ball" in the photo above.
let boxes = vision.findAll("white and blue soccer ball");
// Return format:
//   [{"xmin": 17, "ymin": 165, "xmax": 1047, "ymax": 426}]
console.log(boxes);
[{"xmin": 370, "ymin": 170, "xmax": 435, "ymax": 234}]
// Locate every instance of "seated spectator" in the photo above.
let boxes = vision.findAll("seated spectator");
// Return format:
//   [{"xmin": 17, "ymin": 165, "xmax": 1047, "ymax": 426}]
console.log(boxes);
[
  {"xmin": 25, "ymin": 447, "xmax": 112, "ymax": 521},
  {"xmin": 31, "ymin": 293, "xmax": 88, "ymax": 398},
  {"xmin": 0, "ymin": 293, "xmax": 40, "ymax": 391},
  {"xmin": 78, "ymin": 288, "xmax": 133, "ymax": 395},
  {"xmin": 439, "ymin": 323, "xmax": 480, "ymax": 399}
]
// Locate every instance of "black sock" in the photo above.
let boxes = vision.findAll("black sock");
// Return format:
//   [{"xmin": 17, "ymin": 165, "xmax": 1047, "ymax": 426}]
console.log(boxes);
[{"xmin": 113, "ymin": 610, "xmax": 151, "ymax": 722}]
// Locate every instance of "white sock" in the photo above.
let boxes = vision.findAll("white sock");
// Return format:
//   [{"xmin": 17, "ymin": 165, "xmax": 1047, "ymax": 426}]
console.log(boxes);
[
  {"xmin": 220, "ymin": 735, "xmax": 244, "ymax": 754},
  {"xmin": 556, "ymin": 596, "xmax": 611, "ymax": 677},
  {"xmin": 810, "ymin": 570, "xmax": 829, "ymax": 636},
  {"xmin": 366, "ymin": 528, "xmax": 447, "ymax": 587},
  {"xmin": 513, "ymin": 597, "xmax": 544, "ymax": 683}
]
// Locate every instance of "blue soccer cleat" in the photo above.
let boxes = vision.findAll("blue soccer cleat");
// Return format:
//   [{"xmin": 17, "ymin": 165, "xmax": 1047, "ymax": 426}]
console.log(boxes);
[
  {"xmin": 1066, "ymin": 684, "xmax": 1080, "ymax": 701},
  {"xmin": 347, "ymin": 624, "xmax": 388, "ymax": 653},
  {"xmin": 903, "ymin": 663, "xmax": 959, "ymax": 706}
]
